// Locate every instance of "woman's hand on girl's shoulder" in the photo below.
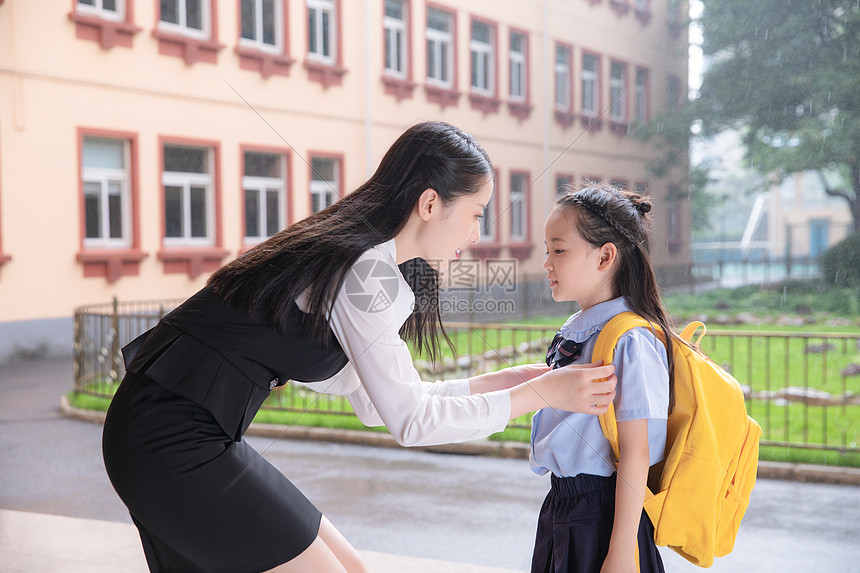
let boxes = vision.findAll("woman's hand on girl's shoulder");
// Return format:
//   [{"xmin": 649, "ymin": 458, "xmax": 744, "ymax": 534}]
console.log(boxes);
[{"xmin": 508, "ymin": 362, "xmax": 616, "ymax": 418}]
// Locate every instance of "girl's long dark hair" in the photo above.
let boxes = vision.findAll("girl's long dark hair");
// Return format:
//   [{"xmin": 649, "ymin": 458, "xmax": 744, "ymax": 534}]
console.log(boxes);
[
  {"xmin": 208, "ymin": 121, "xmax": 493, "ymax": 362},
  {"xmin": 557, "ymin": 182, "xmax": 677, "ymax": 412}
]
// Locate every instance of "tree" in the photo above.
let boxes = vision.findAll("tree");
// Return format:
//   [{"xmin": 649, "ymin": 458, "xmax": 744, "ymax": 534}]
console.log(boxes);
[{"xmin": 695, "ymin": 0, "xmax": 860, "ymax": 231}]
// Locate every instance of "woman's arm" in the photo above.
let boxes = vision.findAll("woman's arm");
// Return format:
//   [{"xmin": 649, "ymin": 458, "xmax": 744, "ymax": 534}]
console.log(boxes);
[
  {"xmin": 468, "ymin": 363, "xmax": 549, "ymax": 394},
  {"xmin": 601, "ymin": 418, "xmax": 650, "ymax": 573}
]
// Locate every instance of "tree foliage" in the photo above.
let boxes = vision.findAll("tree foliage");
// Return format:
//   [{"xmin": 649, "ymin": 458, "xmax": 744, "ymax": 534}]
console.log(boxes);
[{"xmin": 643, "ymin": 0, "xmax": 860, "ymax": 231}]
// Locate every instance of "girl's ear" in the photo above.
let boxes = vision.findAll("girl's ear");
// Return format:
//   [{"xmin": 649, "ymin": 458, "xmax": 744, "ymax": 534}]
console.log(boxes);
[
  {"xmin": 597, "ymin": 242, "xmax": 618, "ymax": 271},
  {"xmin": 416, "ymin": 188, "xmax": 439, "ymax": 221}
]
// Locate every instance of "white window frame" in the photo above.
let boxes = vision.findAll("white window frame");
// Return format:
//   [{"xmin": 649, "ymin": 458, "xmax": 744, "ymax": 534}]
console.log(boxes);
[
  {"xmin": 162, "ymin": 147, "xmax": 214, "ymax": 247},
  {"xmin": 470, "ymin": 20, "xmax": 494, "ymax": 96},
  {"xmin": 76, "ymin": 0, "xmax": 125, "ymax": 22},
  {"xmin": 384, "ymin": 0, "xmax": 408, "ymax": 78},
  {"xmin": 243, "ymin": 154, "xmax": 287, "ymax": 244},
  {"xmin": 554, "ymin": 45, "xmax": 571, "ymax": 111},
  {"xmin": 426, "ymin": 7, "xmax": 453, "ymax": 88},
  {"xmin": 82, "ymin": 138, "xmax": 131, "ymax": 248},
  {"xmin": 581, "ymin": 53, "xmax": 599, "ymax": 117},
  {"xmin": 310, "ymin": 157, "xmax": 339, "ymax": 214},
  {"xmin": 610, "ymin": 61, "xmax": 627, "ymax": 121},
  {"xmin": 509, "ymin": 31, "xmax": 526, "ymax": 102},
  {"xmin": 239, "ymin": 0, "xmax": 284, "ymax": 54},
  {"xmin": 158, "ymin": 0, "xmax": 211, "ymax": 40},
  {"xmin": 307, "ymin": 0, "xmax": 336, "ymax": 64},
  {"xmin": 635, "ymin": 67, "xmax": 649, "ymax": 121},
  {"xmin": 510, "ymin": 173, "xmax": 528, "ymax": 242}
]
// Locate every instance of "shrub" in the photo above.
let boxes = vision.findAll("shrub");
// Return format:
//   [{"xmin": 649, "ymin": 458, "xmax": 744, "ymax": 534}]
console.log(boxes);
[{"xmin": 820, "ymin": 232, "xmax": 860, "ymax": 289}]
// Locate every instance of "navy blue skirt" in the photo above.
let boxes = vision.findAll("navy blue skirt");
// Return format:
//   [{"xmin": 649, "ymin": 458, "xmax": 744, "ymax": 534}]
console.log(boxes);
[{"xmin": 531, "ymin": 473, "xmax": 664, "ymax": 573}]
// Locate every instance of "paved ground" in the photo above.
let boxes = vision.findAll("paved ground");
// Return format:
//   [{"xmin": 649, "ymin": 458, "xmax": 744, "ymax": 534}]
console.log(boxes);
[{"xmin": 2, "ymin": 357, "xmax": 860, "ymax": 572}]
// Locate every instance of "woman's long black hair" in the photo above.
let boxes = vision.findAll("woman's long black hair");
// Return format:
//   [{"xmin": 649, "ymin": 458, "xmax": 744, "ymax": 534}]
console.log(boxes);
[
  {"xmin": 556, "ymin": 182, "xmax": 677, "ymax": 412},
  {"xmin": 208, "ymin": 121, "xmax": 493, "ymax": 361}
]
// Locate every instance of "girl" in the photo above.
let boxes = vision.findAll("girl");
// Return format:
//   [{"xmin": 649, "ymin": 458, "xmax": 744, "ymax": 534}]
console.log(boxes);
[
  {"xmin": 530, "ymin": 183, "xmax": 676, "ymax": 573},
  {"xmin": 102, "ymin": 121, "xmax": 617, "ymax": 573}
]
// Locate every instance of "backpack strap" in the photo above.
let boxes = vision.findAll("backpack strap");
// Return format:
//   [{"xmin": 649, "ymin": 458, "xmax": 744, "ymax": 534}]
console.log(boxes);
[{"xmin": 592, "ymin": 311, "xmax": 657, "ymax": 464}]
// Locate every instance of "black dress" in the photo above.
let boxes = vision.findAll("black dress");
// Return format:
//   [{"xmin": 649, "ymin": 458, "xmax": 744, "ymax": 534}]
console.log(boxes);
[{"xmin": 102, "ymin": 286, "xmax": 350, "ymax": 572}]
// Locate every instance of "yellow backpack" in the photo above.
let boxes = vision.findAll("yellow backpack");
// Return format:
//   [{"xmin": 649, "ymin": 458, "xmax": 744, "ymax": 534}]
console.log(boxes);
[{"xmin": 592, "ymin": 312, "xmax": 761, "ymax": 568}]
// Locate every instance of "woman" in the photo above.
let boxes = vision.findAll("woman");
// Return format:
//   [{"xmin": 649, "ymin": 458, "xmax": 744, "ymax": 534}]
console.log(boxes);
[{"xmin": 102, "ymin": 121, "xmax": 617, "ymax": 573}]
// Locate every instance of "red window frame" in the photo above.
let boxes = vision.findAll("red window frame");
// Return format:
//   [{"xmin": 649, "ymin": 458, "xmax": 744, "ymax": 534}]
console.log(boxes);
[
  {"xmin": 381, "ymin": 0, "xmax": 416, "ymax": 101},
  {"xmin": 507, "ymin": 27, "xmax": 532, "ymax": 120},
  {"xmin": 424, "ymin": 2, "xmax": 460, "ymax": 108},
  {"xmin": 304, "ymin": 0, "xmax": 347, "ymax": 88},
  {"xmin": 157, "ymin": 136, "xmax": 228, "ymax": 278},
  {"xmin": 609, "ymin": 58, "xmax": 630, "ymax": 135},
  {"xmin": 153, "ymin": 0, "xmax": 225, "ymax": 65},
  {"xmin": 68, "ymin": 0, "xmax": 142, "ymax": 50},
  {"xmin": 508, "ymin": 169, "xmax": 533, "ymax": 260},
  {"xmin": 236, "ymin": 0, "xmax": 295, "ymax": 78},
  {"xmin": 553, "ymin": 41, "xmax": 575, "ymax": 129},
  {"xmin": 579, "ymin": 49, "xmax": 603, "ymax": 131},
  {"xmin": 75, "ymin": 128, "xmax": 147, "ymax": 283},
  {"xmin": 238, "ymin": 144, "xmax": 293, "ymax": 252},
  {"xmin": 468, "ymin": 15, "xmax": 500, "ymax": 115},
  {"xmin": 307, "ymin": 151, "xmax": 345, "ymax": 216}
]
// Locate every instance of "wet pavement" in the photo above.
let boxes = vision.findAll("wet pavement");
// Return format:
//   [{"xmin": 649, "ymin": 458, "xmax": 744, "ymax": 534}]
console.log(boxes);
[{"xmin": 2, "ymin": 357, "xmax": 860, "ymax": 572}]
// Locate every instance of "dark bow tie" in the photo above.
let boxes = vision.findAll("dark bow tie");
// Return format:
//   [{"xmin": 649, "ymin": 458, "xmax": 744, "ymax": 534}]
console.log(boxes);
[{"xmin": 545, "ymin": 332, "xmax": 583, "ymax": 369}]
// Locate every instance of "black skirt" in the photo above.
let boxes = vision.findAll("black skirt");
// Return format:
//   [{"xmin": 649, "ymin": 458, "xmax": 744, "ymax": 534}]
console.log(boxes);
[
  {"xmin": 102, "ymin": 372, "xmax": 322, "ymax": 573},
  {"xmin": 531, "ymin": 473, "xmax": 664, "ymax": 573}
]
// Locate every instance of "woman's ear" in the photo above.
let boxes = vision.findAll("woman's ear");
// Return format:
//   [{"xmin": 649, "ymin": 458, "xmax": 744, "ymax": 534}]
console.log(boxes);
[
  {"xmin": 597, "ymin": 242, "xmax": 618, "ymax": 271},
  {"xmin": 416, "ymin": 188, "xmax": 439, "ymax": 221}
]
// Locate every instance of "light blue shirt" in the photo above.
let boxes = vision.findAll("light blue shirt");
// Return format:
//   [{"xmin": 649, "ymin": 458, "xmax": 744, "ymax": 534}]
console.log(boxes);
[{"xmin": 530, "ymin": 297, "xmax": 670, "ymax": 478}]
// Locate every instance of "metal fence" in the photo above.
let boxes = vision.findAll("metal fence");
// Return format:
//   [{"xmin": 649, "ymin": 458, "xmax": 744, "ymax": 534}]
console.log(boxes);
[{"xmin": 73, "ymin": 299, "xmax": 860, "ymax": 454}]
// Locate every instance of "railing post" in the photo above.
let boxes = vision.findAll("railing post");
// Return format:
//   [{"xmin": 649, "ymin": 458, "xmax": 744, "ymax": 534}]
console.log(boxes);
[{"xmin": 110, "ymin": 296, "xmax": 121, "ymax": 383}]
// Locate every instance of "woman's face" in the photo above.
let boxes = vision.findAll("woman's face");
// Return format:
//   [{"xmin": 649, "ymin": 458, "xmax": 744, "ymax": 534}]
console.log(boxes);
[{"xmin": 419, "ymin": 178, "xmax": 494, "ymax": 266}]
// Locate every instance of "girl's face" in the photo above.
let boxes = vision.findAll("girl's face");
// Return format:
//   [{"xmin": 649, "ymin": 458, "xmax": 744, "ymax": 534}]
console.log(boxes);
[
  {"xmin": 419, "ymin": 178, "xmax": 494, "ymax": 265},
  {"xmin": 543, "ymin": 206, "xmax": 616, "ymax": 310}
]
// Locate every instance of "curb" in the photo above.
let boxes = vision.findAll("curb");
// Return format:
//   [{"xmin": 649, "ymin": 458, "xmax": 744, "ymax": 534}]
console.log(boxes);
[{"xmin": 60, "ymin": 396, "xmax": 860, "ymax": 486}]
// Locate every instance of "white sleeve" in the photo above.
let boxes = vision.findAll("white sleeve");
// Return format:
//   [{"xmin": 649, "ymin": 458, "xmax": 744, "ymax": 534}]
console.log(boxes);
[{"xmin": 328, "ymin": 288, "xmax": 511, "ymax": 447}]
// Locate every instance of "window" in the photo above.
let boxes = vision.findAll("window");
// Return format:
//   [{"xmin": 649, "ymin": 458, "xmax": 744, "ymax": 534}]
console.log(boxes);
[
  {"xmin": 480, "ymin": 188, "xmax": 496, "ymax": 243},
  {"xmin": 310, "ymin": 156, "xmax": 339, "ymax": 213},
  {"xmin": 384, "ymin": 0, "xmax": 407, "ymax": 77},
  {"xmin": 510, "ymin": 172, "xmax": 528, "ymax": 242},
  {"xmin": 240, "ymin": 0, "xmax": 283, "ymax": 53},
  {"xmin": 159, "ymin": 0, "xmax": 210, "ymax": 39},
  {"xmin": 554, "ymin": 44, "xmax": 572, "ymax": 111},
  {"xmin": 509, "ymin": 31, "xmax": 527, "ymax": 102},
  {"xmin": 635, "ymin": 67, "xmax": 649, "ymax": 122},
  {"xmin": 667, "ymin": 75, "xmax": 682, "ymax": 109},
  {"xmin": 581, "ymin": 53, "xmax": 600, "ymax": 117},
  {"xmin": 76, "ymin": 0, "xmax": 124, "ymax": 22},
  {"xmin": 83, "ymin": 137, "xmax": 131, "ymax": 247},
  {"xmin": 555, "ymin": 174, "xmax": 575, "ymax": 198},
  {"xmin": 162, "ymin": 145, "xmax": 214, "ymax": 246},
  {"xmin": 244, "ymin": 151, "xmax": 287, "ymax": 243},
  {"xmin": 426, "ymin": 7, "xmax": 453, "ymax": 87},
  {"xmin": 610, "ymin": 60, "xmax": 627, "ymax": 122},
  {"xmin": 307, "ymin": 0, "xmax": 335, "ymax": 63},
  {"xmin": 470, "ymin": 20, "xmax": 494, "ymax": 95}
]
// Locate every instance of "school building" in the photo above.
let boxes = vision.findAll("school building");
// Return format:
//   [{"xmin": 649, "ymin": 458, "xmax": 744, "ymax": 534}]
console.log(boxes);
[{"xmin": 0, "ymin": 0, "xmax": 690, "ymax": 361}]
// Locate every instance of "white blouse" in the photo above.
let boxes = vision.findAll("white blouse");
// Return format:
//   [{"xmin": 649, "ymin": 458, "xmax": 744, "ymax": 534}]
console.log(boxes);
[{"xmin": 294, "ymin": 238, "xmax": 512, "ymax": 447}]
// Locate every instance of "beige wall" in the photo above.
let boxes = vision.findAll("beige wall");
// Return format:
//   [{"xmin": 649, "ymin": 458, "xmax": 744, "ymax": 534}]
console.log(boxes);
[{"xmin": 0, "ymin": 0, "xmax": 689, "ymax": 347}]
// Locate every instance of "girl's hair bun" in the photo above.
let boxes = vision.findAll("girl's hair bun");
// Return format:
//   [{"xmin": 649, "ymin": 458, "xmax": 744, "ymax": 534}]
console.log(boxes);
[{"xmin": 635, "ymin": 199, "xmax": 652, "ymax": 215}]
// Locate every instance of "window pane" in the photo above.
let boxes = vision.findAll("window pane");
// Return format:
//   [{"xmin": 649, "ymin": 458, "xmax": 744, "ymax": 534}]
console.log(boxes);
[
  {"xmin": 556, "ymin": 46, "xmax": 568, "ymax": 65},
  {"xmin": 262, "ymin": 0, "xmax": 276, "ymax": 45},
  {"xmin": 510, "ymin": 32, "xmax": 522, "ymax": 53},
  {"xmin": 79, "ymin": 0, "xmax": 96, "ymax": 6},
  {"xmin": 385, "ymin": 0, "xmax": 403, "ymax": 20},
  {"xmin": 311, "ymin": 158, "xmax": 335, "ymax": 182},
  {"xmin": 103, "ymin": 0, "xmax": 117, "ymax": 11},
  {"xmin": 427, "ymin": 8, "xmax": 449, "ymax": 32},
  {"xmin": 312, "ymin": 193, "xmax": 322, "ymax": 213},
  {"xmin": 84, "ymin": 182, "xmax": 101, "ymax": 239},
  {"xmin": 322, "ymin": 11, "xmax": 331, "ymax": 57},
  {"xmin": 427, "ymin": 39, "xmax": 436, "ymax": 78},
  {"xmin": 190, "ymin": 186, "xmax": 207, "ymax": 238},
  {"xmin": 186, "ymin": 0, "xmax": 203, "ymax": 30},
  {"xmin": 241, "ymin": 0, "xmax": 256, "ymax": 40},
  {"xmin": 245, "ymin": 152, "xmax": 280, "ymax": 177},
  {"xmin": 165, "ymin": 186, "xmax": 183, "ymax": 237},
  {"xmin": 471, "ymin": 51, "xmax": 478, "ymax": 87},
  {"xmin": 160, "ymin": 0, "xmax": 178, "ymax": 24},
  {"xmin": 266, "ymin": 189, "xmax": 279, "ymax": 236},
  {"xmin": 385, "ymin": 29, "xmax": 393, "ymax": 70},
  {"xmin": 83, "ymin": 138, "xmax": 124, "ymax": 169},
  {"xmin": 584, "ymin": 54, "xmax": 596, "ymax": 73},
  {"xmin": 108, "ymin": 186, "xmax": 123, "ymax": 239},
  {"xmin": 440, "ymin": 42, "xmax": 449, "ymax": 81},
  {"xmin": 245, "ymin": 189, "xmax": 259, "ymax": 237},
  {"xmin": 472, "ymin": 21, "xmax": 489, "ymax": 44},
  {"xmin": 309, "ymin": 9, "xmax": 317, "ymax": 53},
  {"xmin": 164, "ymin": 146, "xmax": 207, "ymax": 173}
]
